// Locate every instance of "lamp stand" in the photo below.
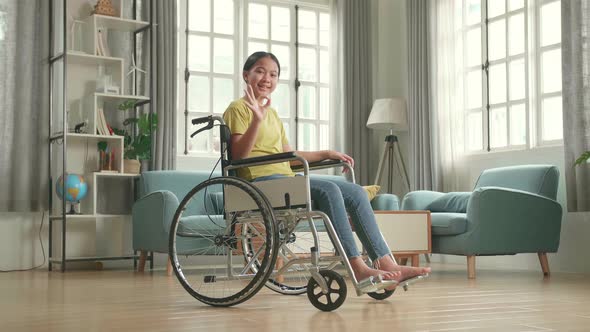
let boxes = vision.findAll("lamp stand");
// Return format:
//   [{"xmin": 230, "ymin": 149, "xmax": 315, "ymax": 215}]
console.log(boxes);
[{"xmin": 374, "ymin": 134, "xmax": 410, "ymax": 193}]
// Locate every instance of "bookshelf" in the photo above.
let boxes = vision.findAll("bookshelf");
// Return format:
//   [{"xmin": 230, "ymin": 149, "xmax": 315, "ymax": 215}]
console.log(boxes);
[{"xmin": 48, "ymin": 0, "xmax": 153, "ymax": 271}]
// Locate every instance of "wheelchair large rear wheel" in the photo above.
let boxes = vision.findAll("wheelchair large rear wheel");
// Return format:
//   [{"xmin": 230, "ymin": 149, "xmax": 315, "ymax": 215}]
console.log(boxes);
[{"xmin": 169, "ymin": 176, "xmax": 278, "ymax": 307}]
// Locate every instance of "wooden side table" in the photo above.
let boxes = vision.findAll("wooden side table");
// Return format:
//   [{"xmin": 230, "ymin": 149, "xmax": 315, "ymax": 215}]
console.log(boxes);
[{"xmin": 355, "ymin": 210, "xmax": 431, "ymax": 267}]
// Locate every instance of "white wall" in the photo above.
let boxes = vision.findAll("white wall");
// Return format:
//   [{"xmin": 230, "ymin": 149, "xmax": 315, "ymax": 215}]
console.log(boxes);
[{"xmin": 369, "ymin": 0, "xmax": 590, "ymax": 274}]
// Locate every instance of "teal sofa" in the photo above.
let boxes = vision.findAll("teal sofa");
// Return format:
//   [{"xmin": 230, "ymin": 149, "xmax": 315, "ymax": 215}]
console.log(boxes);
[
  {"xmin": 132, "ymin": 171, "xmax": 400, "ymax": 274},
  {"xmin": 401, "ymin": 165, "xmax": 563, "ymax": 279}
]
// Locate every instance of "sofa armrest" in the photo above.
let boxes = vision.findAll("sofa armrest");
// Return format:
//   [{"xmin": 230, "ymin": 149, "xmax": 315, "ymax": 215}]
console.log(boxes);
[
  {"xmin": 132, "ymin": 190, "xmax": 180, "ymax": 253},
  {"xmin": 371, "ymin": 193, "xmax": 400, "ymax": 211},
  {"xmin": 464, "ymin": 186, "xmax": 563, "ymax": 254},
  {"xmin": 401, "ymin": 191, "xmax": 446, "ymax": 210}
]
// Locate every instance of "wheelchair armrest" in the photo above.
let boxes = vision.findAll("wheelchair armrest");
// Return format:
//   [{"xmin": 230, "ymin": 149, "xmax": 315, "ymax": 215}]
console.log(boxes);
[
  {"xmin": 291, "ymin": 159, "xmax": 345, "ymax": 172},
  {"xmin": 227, "ymin": 152, "xmax": 299, "ymax": 170}
]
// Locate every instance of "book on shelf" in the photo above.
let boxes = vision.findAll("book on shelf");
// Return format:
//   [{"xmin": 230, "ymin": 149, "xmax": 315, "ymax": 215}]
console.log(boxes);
[
  {"xmin": 96, "ymin": 28, "xmax": 110, "ymax": 57},
  {"xmin": 96, "ymin": 108, "xmax": 112, "ymax": 136}
]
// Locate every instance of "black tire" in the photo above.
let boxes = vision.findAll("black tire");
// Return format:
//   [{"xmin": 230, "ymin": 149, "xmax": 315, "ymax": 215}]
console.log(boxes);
[
  {"xmin": 169, "ymin": 176, "xmax": 278, "ymax": 307},
  {"xmin": 367, "ymin": 288, "xmax": 395, "ymax": 300},
  {"xmin": 307, "ymin": 270, "xmax": 347, "ymax": 312}
]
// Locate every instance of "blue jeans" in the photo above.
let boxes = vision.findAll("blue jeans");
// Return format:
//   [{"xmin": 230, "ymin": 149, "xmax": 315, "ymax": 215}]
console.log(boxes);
[{"xmin": 252, "ymin": 175, "xmax": 391, "ymax": 261}]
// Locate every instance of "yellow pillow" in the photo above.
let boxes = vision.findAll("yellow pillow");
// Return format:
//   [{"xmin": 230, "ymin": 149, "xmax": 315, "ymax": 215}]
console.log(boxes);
[{"xmin": 362, "ymin": 185, "xmax": 381, "ymax": 201}]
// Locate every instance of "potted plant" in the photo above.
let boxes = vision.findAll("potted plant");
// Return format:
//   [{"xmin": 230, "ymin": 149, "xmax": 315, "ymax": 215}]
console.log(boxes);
[{"xmin": 113, "ymin": 100, "xmax": 158, "ymax": 174}]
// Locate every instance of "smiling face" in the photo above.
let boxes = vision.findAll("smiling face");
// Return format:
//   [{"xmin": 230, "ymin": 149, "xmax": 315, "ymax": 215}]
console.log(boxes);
[{"xmin": 243, "ymin": 56, "xmax": 279, "ymax": 99}]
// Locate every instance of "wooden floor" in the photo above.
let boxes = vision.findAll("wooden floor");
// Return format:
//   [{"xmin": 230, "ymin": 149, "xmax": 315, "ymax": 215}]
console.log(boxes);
[{"xmin": 1, "ymin": 263, "xmax": 590, "ymax": 332}]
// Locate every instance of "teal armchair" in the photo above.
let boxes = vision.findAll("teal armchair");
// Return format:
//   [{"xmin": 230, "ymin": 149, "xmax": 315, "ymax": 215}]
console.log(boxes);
[
  {"xmin": 401, "ymin": 165, "xmax": 563, "ymax": 279},
  {"xmin": 133, "ymin": 171, "xmax": 399, "ymax": 275}
]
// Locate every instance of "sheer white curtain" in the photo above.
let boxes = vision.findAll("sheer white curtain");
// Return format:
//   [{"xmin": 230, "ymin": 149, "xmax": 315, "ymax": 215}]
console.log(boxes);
[{"xmin": 429, "ymin": 0, "xmax": 467, "ymax": 192}]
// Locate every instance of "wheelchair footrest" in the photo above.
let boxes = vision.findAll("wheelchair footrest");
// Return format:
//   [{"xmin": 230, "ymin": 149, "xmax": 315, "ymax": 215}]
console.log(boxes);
[
  {"xmin": 399, "ymin": 274, "xmax": 429, "ymax": 291},
  {"xmin": 356, "ymin": 275, "xmax": 398, "ymax": 294}
]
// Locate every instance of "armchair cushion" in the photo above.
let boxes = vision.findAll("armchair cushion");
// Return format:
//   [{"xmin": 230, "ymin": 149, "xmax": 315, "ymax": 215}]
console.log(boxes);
[
  {"xmin": 431, "ymin": 213, "xmax": 468, "ymax": 236},
  {"xmin": 362, "ymin": 185, "xmax": 381, "ymax": 201},
  {"xmin": 427, "ymin": 192, "xmax": 471, "ymax": 213}
]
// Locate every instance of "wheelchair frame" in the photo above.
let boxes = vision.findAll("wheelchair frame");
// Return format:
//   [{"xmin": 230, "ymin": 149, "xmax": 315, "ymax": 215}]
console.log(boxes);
[{"xmin": 169, "ymin": 115, "xmax": 410, "ymax": 311}]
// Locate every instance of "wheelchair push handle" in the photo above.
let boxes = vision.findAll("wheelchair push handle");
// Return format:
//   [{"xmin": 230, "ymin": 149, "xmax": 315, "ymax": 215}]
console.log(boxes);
[{"xmin": 190, "ymin": 115, "xmax": 225, "ymax": 138}]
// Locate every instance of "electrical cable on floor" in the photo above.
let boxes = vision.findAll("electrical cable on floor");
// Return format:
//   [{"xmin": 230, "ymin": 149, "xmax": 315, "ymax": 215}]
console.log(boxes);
[{"xmin": 0, "ymin": 210, "xmax": 47, "ymax": 272}]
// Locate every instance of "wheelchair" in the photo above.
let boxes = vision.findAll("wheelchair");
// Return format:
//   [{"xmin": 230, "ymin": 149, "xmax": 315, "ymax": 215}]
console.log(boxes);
[{"xmin": 168, "ymin": 115, "xmax": 425, "ymax": 311}]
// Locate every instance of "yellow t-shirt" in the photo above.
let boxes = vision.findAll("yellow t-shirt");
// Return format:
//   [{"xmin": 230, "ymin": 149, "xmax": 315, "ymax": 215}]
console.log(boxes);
[{"xmin": 223, "ymin": 99, "xmax": 295, "ymax": 181}]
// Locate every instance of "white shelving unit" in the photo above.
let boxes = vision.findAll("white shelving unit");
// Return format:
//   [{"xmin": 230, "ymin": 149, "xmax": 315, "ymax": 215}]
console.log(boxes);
[{"xmin": 49, "ymin": 0, "xmax": 153, "ymax": 271}]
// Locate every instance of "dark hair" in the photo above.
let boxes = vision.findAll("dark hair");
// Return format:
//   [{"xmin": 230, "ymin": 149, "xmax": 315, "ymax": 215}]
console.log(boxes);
[{"xmin": 243, "ymin": 51, "xmax": 281, "ymax": 79}]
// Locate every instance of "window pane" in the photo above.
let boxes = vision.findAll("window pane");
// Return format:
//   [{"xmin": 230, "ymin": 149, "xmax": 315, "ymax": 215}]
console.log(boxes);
[
  {"xmin": 488, "ymin": 0, "xmax": 505, "ymax": 18},
  {"xmin": 509, "ymin": 58, "xmax": 525, "ymax": 101},
  {"xmin": 542, "ymin": 96, "xmax": 563, "ymax": 141},
  {"xmin": 188, "ymin": 0, "xmax": 210, "ymax": 32},
  {"xmin": 467, "ymin": 27, "xmax": 482, "ymax": 67},
  {"xmin": 213, "ymin": 38, "xmax": 234, "ymax": 74},
  {"xmin": 299, "ymin": 86, "xmax": 316, "ymax": 119},
  {"xmin": 509, "ymin": 103, "xmax": 526, "ymax": 145},
  {"xmin": 273, "ymin": 83, "xmax": 290, "ymax": 118},
  {"xmin": 188, "ymin": 75, "xmax": 209, "ymax": 112},
  {"xmin": 541, "ymin": 1, "xmax": 561, "ymax": 47},
  {"xmin": 467, "ymin": 112, "xmax": 483, "ymax": 151},
  {"xmin": 214, "ymin": 0, "xmax": 233, "ymax": 35},
  {"xmin": 271, "ymin": 44, "xmax": 290, "ymax": 80},
  {"xmin": 213, "ymin": 78, "xmax": 233, "ymax": 114},
  {"xmin": 298, "ymin": 10, "xmax": 317, "ymax": 45},
  {"xmin": 508, "ymin": 13, "xmax": 524, "ymax": 56},
  {"xmin": 298, "ymin": 123, "xmax": 317, "ymax": 151},
  {"xmin": 320, "ymin": 124, "xmax": 329, "ymax": 150},
  {"xmin": 319, "ymin": 13, "xmax": 330, "ymax": 46},
  {"xmin": 489, "ymin": 19, "xmax": 506, "ymax": 61},
  {"xmin": 467, "ymin": 70, "xmax": 482, "ymax": 109},
  {"xmin": 489, "ymin": 63, "xmax": 507, "ymax": 104},
  {"xmin": 188, "ymin": 113, "xmax": 210, "ymax": 152},
  {"xmin": 248, "ymin": 3, "xmax": 268, "ymax": 39},
  {"xmin": 319, "ymin": 87, "xmax": 329, "ymax": 121},
  {"xmin": 319, "ymin": 50, "xmax": 329, "ymax": 83},
  {"xmin": 298, "ymin": 47, "xmax": 317, "ymax": 81},
  {"xmin": 248, "ymin": 41, "xmax": 268, "ymax": 56},
  {"xmin": 188, "ymin": 35, "xmax": 210, "ymax": 72},
  {"xmin": 271, "ymin": 6, "xmax": 290, "ymax": 42},
  {"xmin": 490, "ymin": 107, "xmax": 508, "ymax": 148},
  {"xmin": 541, "ymin": 49, "xmax": 562, "ymax": 94},
  {"xmin": 508, "ymin": 0, "xmax": 524, "ymax": 11},
  {"xmin": 466, "ymin": 0, "xmax": 482, "ymax": 25}
]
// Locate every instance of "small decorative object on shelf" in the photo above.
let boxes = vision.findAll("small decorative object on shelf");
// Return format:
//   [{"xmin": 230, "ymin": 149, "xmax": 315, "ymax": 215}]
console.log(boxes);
[
  {"xmin": 56, "ymin": 173, "xmax": 89, "ymax": 214},
  {"xmin": 126, "ymin": 54, "xmax": 147, "ymax": 95},
  {"xmin": 93, "ymin": 0, "xmax": 117, "ymax": 17},
  {"xmin": 97, "ymin": 141, "xmax": 117, "ymax": 172},
  {"xmin": 69, "ymin": 15, "xmax": 86, "ymax": 54}
]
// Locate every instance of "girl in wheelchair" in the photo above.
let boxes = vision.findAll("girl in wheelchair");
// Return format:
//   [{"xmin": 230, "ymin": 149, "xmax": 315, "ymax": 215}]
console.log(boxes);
[{"xmin": 223, "ymin": 51, "xmax": 431, "ymax": 290}]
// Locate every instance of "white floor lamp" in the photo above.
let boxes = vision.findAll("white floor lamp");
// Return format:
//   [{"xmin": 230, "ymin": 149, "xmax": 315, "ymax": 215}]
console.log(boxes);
[{"xmin": 366, "ymin": 98, "xmax": 410, "ymax": 193}]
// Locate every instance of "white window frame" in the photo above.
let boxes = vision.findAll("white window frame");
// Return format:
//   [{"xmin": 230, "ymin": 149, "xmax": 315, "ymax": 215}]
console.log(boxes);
[
  {"xmin": 177, "ymin": 0, "xmax": 332, "ymax": 162},
  {"xmin": 462, "ymin": 0, "xmax": 562, "ymax": 154}
]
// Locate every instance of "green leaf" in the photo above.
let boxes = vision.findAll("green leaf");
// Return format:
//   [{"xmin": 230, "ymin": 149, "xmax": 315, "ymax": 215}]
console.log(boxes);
[{"xmin": 574, "ymin": 151, "xmax": 590, "ymax": 166}]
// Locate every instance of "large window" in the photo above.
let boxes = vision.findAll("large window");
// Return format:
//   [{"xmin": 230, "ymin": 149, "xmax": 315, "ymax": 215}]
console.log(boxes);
[
  {"xmin": 463, "ymin": 0, "xmax": 562, "ymax": 152},
  {"xmin": 178, "ymin": 0, "xmax": 331, "ymax": 157}
]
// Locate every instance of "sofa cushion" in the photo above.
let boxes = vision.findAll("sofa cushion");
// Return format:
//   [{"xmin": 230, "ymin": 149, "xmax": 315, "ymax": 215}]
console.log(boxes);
[
  {"xmin": 431, "ymin": 213, "xmax": 468, "ymax": 236},
  {"xmin": 362, "ymin": 185, "xmax": 381, "ymax": 201},
  {"xmin": 427, "ymin": 192, "xmax": 471, "ymax": 213}
]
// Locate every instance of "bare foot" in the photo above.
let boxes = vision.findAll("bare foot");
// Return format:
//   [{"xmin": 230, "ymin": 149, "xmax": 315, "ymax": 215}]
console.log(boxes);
[
  {"xmin": 374, "ymin": 256, "xmax": 431, "ymax": 282},
  {"xmin": 349, "ymin": 257, "xmax": 400, "ymax": 290}
]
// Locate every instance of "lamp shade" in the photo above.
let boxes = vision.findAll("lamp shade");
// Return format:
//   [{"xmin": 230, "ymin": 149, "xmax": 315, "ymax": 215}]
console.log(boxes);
[{"xmin": 366, "ymin": 98, "xmax": 407, "ymax": 131}]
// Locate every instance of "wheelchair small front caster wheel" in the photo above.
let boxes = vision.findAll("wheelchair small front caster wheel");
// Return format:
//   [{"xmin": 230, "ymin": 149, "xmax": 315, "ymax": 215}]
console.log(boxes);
[
  {"xmin": 367, "ymin": 288, "xmax": 395, "ymax": 300},
  {"xmin": 307, "ymin": 270, "xmax": 347, "ymax": 311}
]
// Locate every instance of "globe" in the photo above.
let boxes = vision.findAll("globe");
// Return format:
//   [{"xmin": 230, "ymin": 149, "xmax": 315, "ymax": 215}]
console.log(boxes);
[{"xmin": 56, "ymin": 174, "xmax": 88, "ymax": 203}]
